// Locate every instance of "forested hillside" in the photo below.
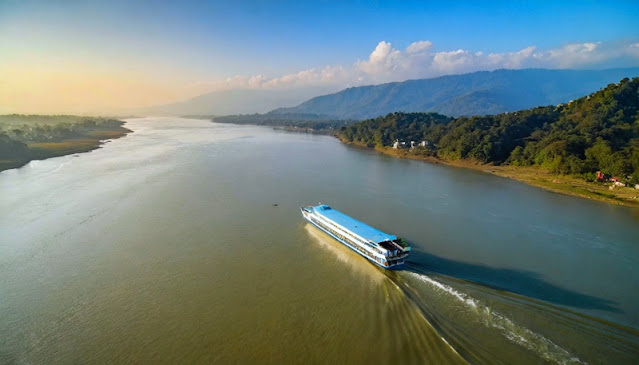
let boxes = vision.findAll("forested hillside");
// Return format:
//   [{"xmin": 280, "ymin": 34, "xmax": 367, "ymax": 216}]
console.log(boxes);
[{"xmin": 338, "ymin": 77, "xmax": 639, "ymax": 183}]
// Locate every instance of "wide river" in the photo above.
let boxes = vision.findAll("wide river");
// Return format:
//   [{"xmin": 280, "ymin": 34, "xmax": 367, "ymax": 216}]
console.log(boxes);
[{"xmin": 1, "ymin": 118, "xmax": 638, "ymax": 364}]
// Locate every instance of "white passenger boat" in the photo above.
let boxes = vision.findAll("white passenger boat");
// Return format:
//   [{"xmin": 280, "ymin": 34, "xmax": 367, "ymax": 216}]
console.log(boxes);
[{"xmin": 301, "ymin": 204, "xmax": 410, "ymax": 269}]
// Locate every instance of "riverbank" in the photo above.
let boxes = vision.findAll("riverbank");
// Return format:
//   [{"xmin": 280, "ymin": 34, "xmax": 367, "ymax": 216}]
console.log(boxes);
[
  {"xmin": 0, "ymin": 120, "xmax": 131, "ymax": 173},
  {"xmin": 340, "ymin": 140, "xmax": 639, "ymax": 208},
  {"xmin": 272, "ymin": 125, "xmax": 335, "ymax": 134}
]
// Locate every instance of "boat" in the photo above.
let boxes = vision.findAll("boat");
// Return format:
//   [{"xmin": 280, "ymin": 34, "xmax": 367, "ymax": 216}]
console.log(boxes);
[{"xmin": 301, "ymin": 204, "xmax": 410, "ymax": 269}]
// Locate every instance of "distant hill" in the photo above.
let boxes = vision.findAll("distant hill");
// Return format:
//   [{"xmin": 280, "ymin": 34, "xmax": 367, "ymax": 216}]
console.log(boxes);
[
  {"xmin": 272, "ymin": 68, "xmax": 639, "ymax": 119},
  {"xmin": 139, "ymin": 87, "xmax": 338, "ymax": 116},
  {"xmin": 338, "ymin": 77, "xmax": 639, "ymax": 182}
]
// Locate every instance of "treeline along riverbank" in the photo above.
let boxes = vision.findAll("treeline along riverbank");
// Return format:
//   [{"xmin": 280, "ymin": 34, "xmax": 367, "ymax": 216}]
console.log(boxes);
[
  {"xmin": 209, "ymin": 112, "xmax": 355, "ymax": 133},
  {"xmin": 0, "ymin": 115, "xmax": 131, "ymax": 172},
  {"xmin": 337, "ymin": 77, "xmax": 639, "ymax": 207}
]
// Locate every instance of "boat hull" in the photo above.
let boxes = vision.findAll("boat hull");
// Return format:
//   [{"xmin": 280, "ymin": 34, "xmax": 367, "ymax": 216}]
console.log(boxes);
[{"xmin": 303, "ymin": 213, "xmax": 404, "ymax": 270}]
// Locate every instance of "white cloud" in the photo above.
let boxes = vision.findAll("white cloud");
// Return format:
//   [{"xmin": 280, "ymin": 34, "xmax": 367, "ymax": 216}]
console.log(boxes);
[
  {"xmin": 431, "ymin": 49, "xmax": 480, "ymax": 73},
  {"xmin": 193, "ymin": 39, "xmax": 639, "ymax": 94},
  {"xmin": 261, "ymin": 65, "xmax": 350, "ymax": 88},
  {"xmin": 356, "ymin": 41, "xmax": 402, "ymax": 75},
  {"xmin": 486, "ymin": 46, "xmax": 536, "ymax": 69},
  {"xmin": 406, "ymin": 40, "xmax": 433, "ymax": 54},
  {"xmin": 544, "ymin": 42, "xmax": 605, "ymax": 67}
]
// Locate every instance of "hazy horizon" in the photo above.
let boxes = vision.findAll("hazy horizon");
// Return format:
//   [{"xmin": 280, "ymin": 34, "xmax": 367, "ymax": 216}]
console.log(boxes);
[{"xmin": 1, "ymin": 0, "xmax": 638, "ymax": 114}]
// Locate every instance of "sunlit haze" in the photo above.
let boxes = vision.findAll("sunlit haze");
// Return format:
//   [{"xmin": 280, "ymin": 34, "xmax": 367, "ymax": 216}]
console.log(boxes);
[{"xmin": 1, "ymin": 0, "xmax": 638, "ymax": 114}]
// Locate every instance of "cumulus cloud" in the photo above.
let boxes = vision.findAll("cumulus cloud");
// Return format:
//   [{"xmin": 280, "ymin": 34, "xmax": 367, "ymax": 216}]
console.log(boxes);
[
  {"xmin": 486, "ymin": 46, "xmax": 536, "ymax": 69},
  {"xmin": 406, "ymin": 41, "xmax": 433, "ymax": 54},
  {"xmin": 261, "ymin": 65, "xmax": 350, "ymax": 88},
  {"xmin": 544, "ymin": 42, "xmax": 606, "ymax": 67},
  {"xmin": 195, "ymin": 39, "xmax": 639, "ymax": 93},
  {"xmin": 184, "ymin": 65, "xmax": 351, "ymax": 95},
  {"xmin": 356, "ymin": 41, "xmax": 402, "ymax": 75}
]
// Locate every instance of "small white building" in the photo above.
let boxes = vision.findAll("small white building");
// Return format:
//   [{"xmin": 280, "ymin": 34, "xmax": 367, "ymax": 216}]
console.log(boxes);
[
  {"xmin": 410, "ymin": 141, "xmax": 416, "ymax": 148},
  {"xmin": 420, "ymin": 141, "xmax": 429, "ymax": 147},
  {"xmin": 392, "ymin": 140, "xmax": 407, "ymax": 149}
]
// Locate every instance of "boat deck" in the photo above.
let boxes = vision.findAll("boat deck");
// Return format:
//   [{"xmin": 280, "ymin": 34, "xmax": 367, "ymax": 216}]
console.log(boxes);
[{"xmin": 312, "ymin": 205, "xmax": 397, "ymax": 244}]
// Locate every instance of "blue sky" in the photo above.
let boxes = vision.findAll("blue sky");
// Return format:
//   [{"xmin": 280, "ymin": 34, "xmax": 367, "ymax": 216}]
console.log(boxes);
[{"xmin": 1, "ymin": 0, "xmax": 638, "ymax": 112}]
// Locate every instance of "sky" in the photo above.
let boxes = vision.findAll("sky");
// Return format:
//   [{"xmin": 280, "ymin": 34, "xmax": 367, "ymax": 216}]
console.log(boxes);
[{"xmin": 1, "ymin": 0, "xmax": 638, "ymax": 114}]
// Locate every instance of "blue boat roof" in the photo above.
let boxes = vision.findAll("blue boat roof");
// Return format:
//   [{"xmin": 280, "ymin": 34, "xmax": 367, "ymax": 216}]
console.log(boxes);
[{"xmin": 312, "ymin": 205, "xmax": 396, "ymax": 243}]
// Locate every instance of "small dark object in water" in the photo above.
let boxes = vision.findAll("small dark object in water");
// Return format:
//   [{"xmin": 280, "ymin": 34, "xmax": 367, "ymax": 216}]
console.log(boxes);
[{"xmin": 273, "ymin": 203, "xmax": 279, "ymax": 206}]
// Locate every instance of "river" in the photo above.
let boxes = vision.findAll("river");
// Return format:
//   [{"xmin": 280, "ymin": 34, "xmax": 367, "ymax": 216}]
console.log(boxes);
[{"xmin": 1, "ymin": 117, "xmax": 638, "ymax": 364}]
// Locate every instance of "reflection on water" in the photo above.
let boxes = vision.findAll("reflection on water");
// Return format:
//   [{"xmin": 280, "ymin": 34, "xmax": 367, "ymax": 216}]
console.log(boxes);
[
  {"xmin": 303, "ymin": 223, "xmax": 465, "ymax": 364},
  {"xmin": 1, "ymin": 118, "xmax": 638, "ymax": 364},
  {"xmin": 304, "ymin": 223, "xmax": 387, "ymax": 284}
]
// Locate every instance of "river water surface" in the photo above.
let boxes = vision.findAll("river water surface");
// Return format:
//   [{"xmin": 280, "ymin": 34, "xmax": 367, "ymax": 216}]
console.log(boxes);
[{"xmin": 1, "ymin": 118, "xmax": 638, "ymax": 364}]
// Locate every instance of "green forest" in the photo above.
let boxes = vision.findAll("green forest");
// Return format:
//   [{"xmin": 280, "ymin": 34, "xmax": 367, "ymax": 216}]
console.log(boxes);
[
  {"xmin": 338, "ymin": 77, "xmax": 639, "ymax": 184},
  {"xmin": 0, "ymin": 115, "xmax": 130, "ymax": 171},
  {"xmin": 211, "ymin": 112, "xmax": 354, "ymax": 131}
]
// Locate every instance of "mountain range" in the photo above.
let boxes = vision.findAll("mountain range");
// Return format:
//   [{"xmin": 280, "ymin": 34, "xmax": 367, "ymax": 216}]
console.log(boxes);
[
  {"xmin": 143, "ymin": 68, "xmax": 639, "ymax": 120},
  {"xmin": 137, "ymin": 87, "xmax": 338, "ymax": 116},
  {"xmin": 270, "ymin": 68, "xmax": 639, "ymax": 119}
]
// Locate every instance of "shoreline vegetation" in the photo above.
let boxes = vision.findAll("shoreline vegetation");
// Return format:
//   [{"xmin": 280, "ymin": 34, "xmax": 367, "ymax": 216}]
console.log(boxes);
[
  {"xmin": 208, "ymin": 113, "xmax": 354, "ymax": 133},
  {"xmin": 196, "ymin": 77, "xmax": 639, "ymax": 207},
  {"xmin": 0, "ymin": 115, "xmax": 131, "ymax": 173},
  {"xmin": 337, "ymin": 77, "xmax": 639, "ymax": 208},
  {"xmin": 340, "ymin": 140, "xmax": 639, "ymax": 207}
]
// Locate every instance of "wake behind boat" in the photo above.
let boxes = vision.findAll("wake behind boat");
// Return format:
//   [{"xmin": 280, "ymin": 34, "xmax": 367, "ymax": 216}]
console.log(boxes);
[{"xmin": 301, "ymin": 204, "xmax": 410, "ymax": 269}]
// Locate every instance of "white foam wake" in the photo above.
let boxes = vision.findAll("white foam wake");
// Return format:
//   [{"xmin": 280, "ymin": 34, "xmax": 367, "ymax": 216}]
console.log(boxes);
[{"xmin": 406, "ymin": 272, "xmax": 585, "ymax": 364}]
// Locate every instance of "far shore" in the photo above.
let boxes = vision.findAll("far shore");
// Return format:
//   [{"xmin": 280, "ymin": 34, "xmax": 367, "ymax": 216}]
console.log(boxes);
[
  {"xmin": 0, "ymin": 128, "xmax": 131, "ymax": 173},
  {"xmin": 339, "ymin": 140, "xmax": 639, "ymax": 208}
]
